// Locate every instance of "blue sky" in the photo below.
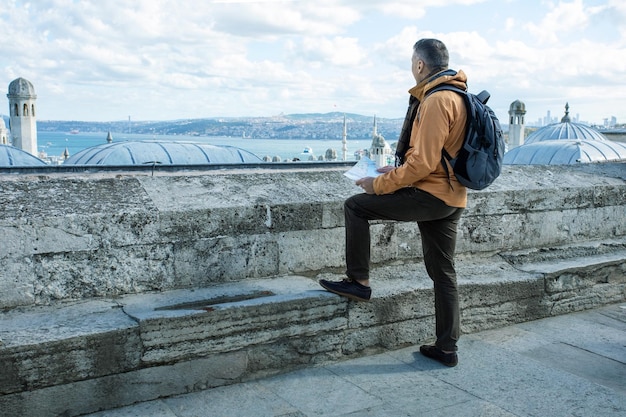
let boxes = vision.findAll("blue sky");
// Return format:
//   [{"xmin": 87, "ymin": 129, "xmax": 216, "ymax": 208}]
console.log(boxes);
[{"xmin": 1, "ymin": 0, "xmax": 624, "ymax": 126}]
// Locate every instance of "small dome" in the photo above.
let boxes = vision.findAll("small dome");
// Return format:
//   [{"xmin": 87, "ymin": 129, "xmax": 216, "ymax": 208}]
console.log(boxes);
[
  {"xmin": 509, "ymin": 100, "xmax": 525, "ymax": 112},
  {"xmin": 7, "ymin": 77, "xmax": 37, "ymax": 98},
  {"xmin": 371, "ymin": 134, "xmax": 387, "ymax": 148},
  {"xmin": 63, "ymin": 140, "xmax": 263, "ymax": 165},
  {"xmin": 0, "ymin": 145, "xmax": 47, "ymax": 166},
  {"xmin": 503, "ymin": 139, "xmax": 626, "ymax": 165}
]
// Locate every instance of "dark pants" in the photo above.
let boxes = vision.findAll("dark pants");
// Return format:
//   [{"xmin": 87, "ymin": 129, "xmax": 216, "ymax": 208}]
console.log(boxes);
[{"xmin": 344, "ymin": 187, "xmax": 464, "ymax": 351}]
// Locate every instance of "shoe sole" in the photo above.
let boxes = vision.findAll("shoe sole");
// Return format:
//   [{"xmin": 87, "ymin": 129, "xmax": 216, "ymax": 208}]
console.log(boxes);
[{"xmin": 319, "ymin": 281, "xmax": 370, "ymax": 302}]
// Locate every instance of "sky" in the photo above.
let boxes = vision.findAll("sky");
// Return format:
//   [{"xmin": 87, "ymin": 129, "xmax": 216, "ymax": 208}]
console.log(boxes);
[{"xmin": 1, "ymin": 0, "xmax": 625, "ymax": 126}]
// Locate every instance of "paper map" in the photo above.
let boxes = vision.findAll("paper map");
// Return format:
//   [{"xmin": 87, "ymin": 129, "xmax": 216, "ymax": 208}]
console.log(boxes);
[{"xmin": 343, "ymin": 156, "xmax": 382, "ymax": 181}]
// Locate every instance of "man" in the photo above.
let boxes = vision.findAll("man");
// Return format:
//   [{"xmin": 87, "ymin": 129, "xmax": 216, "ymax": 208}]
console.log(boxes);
[{"xmin": 319, "ymin": 38, "xmax": 468, "ymax": 367}]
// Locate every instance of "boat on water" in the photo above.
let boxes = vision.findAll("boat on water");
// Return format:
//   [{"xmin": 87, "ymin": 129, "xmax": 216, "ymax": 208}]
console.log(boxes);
[
  {"xmin": 301, "ymin": 146, "xmax": 313, "ymax": 154},
  {"xmin": 69, "ymin": 129, "xmax": 79, "ymax": 134}
]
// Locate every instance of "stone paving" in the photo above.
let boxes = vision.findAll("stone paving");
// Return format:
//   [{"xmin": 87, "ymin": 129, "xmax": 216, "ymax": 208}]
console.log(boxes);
[{"xmin": 84, "ymin": 302, "xmax": 626, "ymax": 417}]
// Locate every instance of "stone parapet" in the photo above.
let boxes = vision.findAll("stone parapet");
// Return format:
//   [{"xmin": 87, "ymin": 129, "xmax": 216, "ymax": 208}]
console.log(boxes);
[{"xmin": 0, "ymin": 162, "xmax": 624, "ymax": 309}]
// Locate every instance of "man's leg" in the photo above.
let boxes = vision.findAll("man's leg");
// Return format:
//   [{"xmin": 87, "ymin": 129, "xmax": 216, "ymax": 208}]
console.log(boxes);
[
  {"xmin": 320, "ymin": 191, "xmax": 416, "ymax": 301},
  {"xmin": 321, "ymin": 188, "xmax": 460, "ymax": 302},
  {"xmin": 344, "ymin": 188, "xmax": 450, "ymax": 282},
  {"xmin": 417, "ymin": 209, "xmax": 463, "ymax": 353}
]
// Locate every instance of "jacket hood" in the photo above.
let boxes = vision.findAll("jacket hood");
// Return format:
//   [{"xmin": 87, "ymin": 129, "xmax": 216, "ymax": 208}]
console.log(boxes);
[{"xmin": 409, "ymin": 69, "xmax": 468, "ymax": 101}]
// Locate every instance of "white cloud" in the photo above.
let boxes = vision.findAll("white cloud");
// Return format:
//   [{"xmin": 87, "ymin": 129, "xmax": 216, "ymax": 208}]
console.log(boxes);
[
  {"xmin": 210, "ymin": 0, "xmax": 361, "ymax": 38},
  {"xmin": 524, "ymin": 0, "xmax": 593, "ymax": 43},
  {"xmin": 299, "ymin": 36, "xmax": 368, "ymax": 66},
  {"xmin": 0, "ymin": 0, "xmax": 625, "ymax": 124},
  {"xmin": 369, "ymin": 0, "xmax": 487, "ymax": 18}
]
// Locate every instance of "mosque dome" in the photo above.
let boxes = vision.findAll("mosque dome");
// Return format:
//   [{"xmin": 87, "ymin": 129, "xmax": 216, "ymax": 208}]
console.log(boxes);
[
  {"xmin": 503, "ymin": 102, "xmax": 626, "ymax": 165},
  {"xmin": 7, "ymin": 77, "xmax": 37, "ymax": 98},
  {"xmin": 63, "ymin": 140, "xmax": 263, "ymax": 165},
  {"xmin": 502, "ymin": 139, "xmax": 626, "ymax": 165},
  {"xmin": 0, "ymin": 144, "xmax": 47, "ymax": 166},
  {"xmin": 525, "ymin": 122, "xmax": 607, "ymax": 143}
]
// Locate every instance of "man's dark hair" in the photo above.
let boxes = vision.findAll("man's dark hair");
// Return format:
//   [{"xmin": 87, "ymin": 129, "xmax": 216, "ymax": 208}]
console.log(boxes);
[{"xmin": 413, "ymin": 39, "xmax": 449, "ymax": 72}]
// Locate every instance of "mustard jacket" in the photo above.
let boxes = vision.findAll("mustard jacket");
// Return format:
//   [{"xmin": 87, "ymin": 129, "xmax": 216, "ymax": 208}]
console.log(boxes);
[{"xmin": 373, "ymin": 69, "xmax": 468, "ymax": 208}]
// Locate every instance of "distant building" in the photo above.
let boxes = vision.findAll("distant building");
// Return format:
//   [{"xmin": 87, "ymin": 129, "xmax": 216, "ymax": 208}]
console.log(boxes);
[
  {"xmin": 325, "ymin": 148, "xmax": 338, "ymax": 161},
  {"xmin": 7, "ymin": 77, "xmax": 38, "ymax": 156}
]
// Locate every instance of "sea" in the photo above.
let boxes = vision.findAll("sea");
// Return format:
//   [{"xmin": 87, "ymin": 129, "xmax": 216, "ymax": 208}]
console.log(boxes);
[{"xmin": 37, "ymin": 131, "xmax": 370, "ymax": 163}]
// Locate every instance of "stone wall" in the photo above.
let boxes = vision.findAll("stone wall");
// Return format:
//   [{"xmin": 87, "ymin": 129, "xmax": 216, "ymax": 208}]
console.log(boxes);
[{"xmin": 1, "ymin": 162, "xmax": 624, "ymax": 310}]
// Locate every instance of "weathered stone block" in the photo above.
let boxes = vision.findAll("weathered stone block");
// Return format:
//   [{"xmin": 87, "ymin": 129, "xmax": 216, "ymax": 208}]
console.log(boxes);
[
  {"xmin": 121, "ymin": 277, "xmax": 347, "ymax": 364},
  {"xmin": 0, "ymin": 351, "xmax": 249, "ymax": 417},
  {"xmin": 172, "ymin": 234, "xmax": 280, "ymax": 284},
  {"xmin": 341, "ymin": 318, "xmax": 436, "ymax": 355},
  {"xmin": 0, "ymin": 301, "xmax": 141, "ymax": 394},
  {"xmin": 277, "ymin": 228, "xmax": 345, "ymax": 273}
]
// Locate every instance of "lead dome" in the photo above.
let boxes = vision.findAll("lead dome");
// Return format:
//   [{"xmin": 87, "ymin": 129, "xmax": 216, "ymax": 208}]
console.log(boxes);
[
  {"xmin": 63, "ymin": 140, "xmax": 263, "ymax": 165},
  {"xmin": 7, "ymin": 77, "xmax": 37, "ymax": 98},
  {"xmin": 0, "ymin": 144, "xmax": 46, "ymax": 166}
]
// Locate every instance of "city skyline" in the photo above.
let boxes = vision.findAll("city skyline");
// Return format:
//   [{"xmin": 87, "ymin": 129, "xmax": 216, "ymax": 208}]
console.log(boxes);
[{"xmin": 1, "ymin": 0, "xmax": 625, "ymax": 125}]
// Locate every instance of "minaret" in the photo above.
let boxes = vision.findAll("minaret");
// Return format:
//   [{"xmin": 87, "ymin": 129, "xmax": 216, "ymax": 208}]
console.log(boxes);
[
  {"xmin": 7, "ymin": 78, "xmax": 38, "ymax": 155},
  {"xmin": 369, "ymin": 115, "xmax": 392, "ymax": 167},
  {"xmin": 508, "ymin": 99, "xmax": 526, "ymax": 149},
  {"xmin": 373, "ymin": 115, "xmax": 378, "ymax": 137},
  {"xmin": 341, "ymin": 114, "xmax": 347, "ymax": 161},
  {"xmin": 0, "ymin": 117, "xmax": 8, "ymax": 145}
]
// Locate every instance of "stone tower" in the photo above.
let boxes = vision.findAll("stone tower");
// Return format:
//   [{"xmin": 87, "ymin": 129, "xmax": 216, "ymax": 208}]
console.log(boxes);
[
  {"xmin": 7, "ymin": 77, "xmax": 38, "ymax": 155},
  {"xmin": 508, "ymin": 99, "xmax": 526, "ymax": 149}
]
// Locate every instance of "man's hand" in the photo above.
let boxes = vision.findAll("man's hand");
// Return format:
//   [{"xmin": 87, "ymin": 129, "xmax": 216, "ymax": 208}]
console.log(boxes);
[
  {"xmin": 355, "ymin": 177, "xmax": 375, "ymax": 194},
  {"xmin": 355, "ymin": 165, "xmax": 394, "ymax": 194},
  {"xmin": 377, "ymin": 165, "xmax": 395, "ymax": 174}
]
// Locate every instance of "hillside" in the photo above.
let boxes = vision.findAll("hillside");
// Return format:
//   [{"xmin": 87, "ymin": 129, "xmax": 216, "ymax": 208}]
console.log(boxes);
[{"xmin": 34, "ymin": 113, "xmax": 404, "ymax": 140}]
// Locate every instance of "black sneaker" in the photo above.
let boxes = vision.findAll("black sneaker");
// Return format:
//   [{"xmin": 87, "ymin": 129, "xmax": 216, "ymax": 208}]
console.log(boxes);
[
  {"xmin": 319, "ymin": 278, "xmax": 371, "ymax": 302},
  {"xmin": 419, "ymin": 344, "xmax": 458, "ymax": 367}
]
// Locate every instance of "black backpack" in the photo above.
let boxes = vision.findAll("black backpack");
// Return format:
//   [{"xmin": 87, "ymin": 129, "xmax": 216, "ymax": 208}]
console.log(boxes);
[{"xmin": 427, "ymin": 84, "xmax": 505, "ymax": 190}]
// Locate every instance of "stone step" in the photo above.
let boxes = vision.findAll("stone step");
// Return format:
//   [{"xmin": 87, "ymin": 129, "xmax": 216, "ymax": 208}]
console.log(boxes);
[
  {"xmin": 1, "ymin": 238, "xmax": 625, "ymax": 417},
  {"xmin": 500, "ymin": 238, "xmax": 626, "ymax": 275}
]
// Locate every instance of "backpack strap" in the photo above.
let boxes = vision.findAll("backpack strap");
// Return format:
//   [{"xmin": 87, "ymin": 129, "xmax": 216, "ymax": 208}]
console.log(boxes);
[
  {"xmin": 394, "ymin": 96, "xmax": 420, "ymax": 167},
  {"xmin": 440, "ymin": 150, "xmax": 454, "ymax": 191}
]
